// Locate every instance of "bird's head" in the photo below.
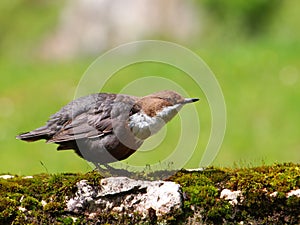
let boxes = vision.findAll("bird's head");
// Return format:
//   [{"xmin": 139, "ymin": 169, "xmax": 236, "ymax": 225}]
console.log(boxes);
[
  {"xmin": 128, "ymin": 90, "xmax": 199, "ymax": 140},
  {"xmin": 136, "ymin": 90, "xmax": 199, "ymax": 121}
]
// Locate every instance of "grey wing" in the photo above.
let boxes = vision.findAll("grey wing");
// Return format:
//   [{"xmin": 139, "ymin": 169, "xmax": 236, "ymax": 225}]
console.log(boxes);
[
  {"xmin": 16, "ymin": 93, "xmax": 133, "ymax": 144},
  {"xmin": 47, "ymin": 111, "xmax": 113, "ymax": 143}
]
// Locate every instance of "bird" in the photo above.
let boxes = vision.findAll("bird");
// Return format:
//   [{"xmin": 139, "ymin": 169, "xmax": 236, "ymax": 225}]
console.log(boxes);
[{"xmin": 17, "ymin": 90, "xmax": 199, "ymax": 169}]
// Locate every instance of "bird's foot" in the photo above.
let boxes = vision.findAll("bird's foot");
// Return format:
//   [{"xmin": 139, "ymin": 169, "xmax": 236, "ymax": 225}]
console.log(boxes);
[{"xmin": 94, "ymin": 163, "xmax": 134, "ymax": 177}]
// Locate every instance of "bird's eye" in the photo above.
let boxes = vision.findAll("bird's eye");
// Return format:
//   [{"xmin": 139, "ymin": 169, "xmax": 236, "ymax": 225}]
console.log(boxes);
[{"xmin": 131, "ymin": 104, "xmax": 141, "ymax": 114}]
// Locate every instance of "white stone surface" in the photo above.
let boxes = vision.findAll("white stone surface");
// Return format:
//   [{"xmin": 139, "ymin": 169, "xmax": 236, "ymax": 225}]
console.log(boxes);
[
  {"xmin": 41, "ymin": 200, "xmax": 47, "ymax": 207},
  {"xmin": 185, "ymin": 168, "xmax": 204, "ymax": 172},
  {"xmin": 18, "ymin": 206, "xmax": 27, "ymax": 212},
  {"xmin": 0, "ymin": 175, "xmax": 14, "ymax": 179},
  {"xmin": 269, "ymin": 191, "xmax": 278, "ymax": 197},
  {"xmin": 66, "ymin": 177, "xmax": 183, "ymax": 219},
  {"xmin": 220, "ymin": 189, "xmax": 243, "ymax": 206},
  {"xmin": 286, "ymin": 189, "xmax": 300, "ymax": 198}
]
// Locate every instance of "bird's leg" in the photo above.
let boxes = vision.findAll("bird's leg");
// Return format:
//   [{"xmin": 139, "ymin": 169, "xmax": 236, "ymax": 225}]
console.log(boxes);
[
  {"xmin": 104, "ymin": 163, "xmax": 135, "ymax": 177},
  {"xmin": 92, "ymin": 163, "xmax": 112, "ymax": 177}
]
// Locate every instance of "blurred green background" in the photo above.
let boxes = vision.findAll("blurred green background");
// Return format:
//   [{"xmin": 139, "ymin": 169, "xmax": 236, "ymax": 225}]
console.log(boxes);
[{"xmin": 0, "ymin": 0, "xmax": 299, "ymax": 175}]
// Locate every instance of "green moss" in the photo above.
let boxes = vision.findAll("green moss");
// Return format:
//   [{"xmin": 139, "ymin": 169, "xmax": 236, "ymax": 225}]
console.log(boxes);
[
  {"xmin": 0, "ymin": 171, "xmax": 104, "ymax": 224},
  {"xmin": 43, "ymin": 201, "xmax": 64, "ymax": 213},
  {"xmin": 0, "ymin": 163, "xmax": 299, "ymax": 224},
  {"xmin": 21, "ymin": 196, "xmax": 41, "ymax": 210},
  {"xmin": 169, "ymin": 169, "xmax": 234, "ymax": 224},
  {"xmin": 228, "ymin": 163, "xmax": 299, "ymax": 192},
  {"xmin": 57, "ymin": 216, "xmax": 74, "ymax": 225},
  {"xmin": 169, "ymin": 163, "xmax": 300, "ymax": 224},
  {"xmin": 0, "ymin": 197, "xmax": 19, "ymax": 223}
]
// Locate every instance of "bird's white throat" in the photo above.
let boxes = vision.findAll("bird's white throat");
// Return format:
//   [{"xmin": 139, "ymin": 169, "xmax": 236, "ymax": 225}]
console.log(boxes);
[{"xmin": 129, "ymin": 104, "xmax": 183, "ymax": 140}]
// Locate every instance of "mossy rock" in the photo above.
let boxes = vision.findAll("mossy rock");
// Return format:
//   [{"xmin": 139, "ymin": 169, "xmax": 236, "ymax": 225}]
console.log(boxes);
[{"xmin": 0, "ymin": 163, "xmax": 299, "ymax": 224}]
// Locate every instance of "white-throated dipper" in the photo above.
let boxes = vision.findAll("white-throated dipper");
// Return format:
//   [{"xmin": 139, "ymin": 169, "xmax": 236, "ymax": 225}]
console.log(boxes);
[{"xmin": 17, "ymin": 90, "xmax": 199, "ymax": 168}]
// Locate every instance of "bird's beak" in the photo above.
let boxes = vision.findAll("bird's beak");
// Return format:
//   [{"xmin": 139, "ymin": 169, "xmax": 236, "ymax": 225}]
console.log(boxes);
[{"xmin": 183, "ymin": 98, "xmax": 199, "ymax": 104}]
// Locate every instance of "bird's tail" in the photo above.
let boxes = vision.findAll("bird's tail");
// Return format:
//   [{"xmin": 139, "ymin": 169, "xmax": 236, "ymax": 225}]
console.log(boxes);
[{"xmin": 16, "ymin": 126, "xmax": 51, "ymax": 142}]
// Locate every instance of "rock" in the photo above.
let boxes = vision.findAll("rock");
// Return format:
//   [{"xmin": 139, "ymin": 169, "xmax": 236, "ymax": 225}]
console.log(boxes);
[
  {"xmin": 0, "ymin": 175, "xmax": 14, "ymax": 179},
  {"xmin": 269, "ymin": 191, "xmax": 278, "ymax": 197},
  {"xmin": 66, "ymin": 177, "xmax": 183, "ymax": 220},
  {"xmin": 18, "ymin": 206, "xmax": 27, "ymax": 212},
  {"xmin": 185, "ymin": 168, "xmax": 204, "ymax": 172},
  {"xmin": 286, "ymin": 189, "xmax": 300, "ymax": 198},
  {"xmin": 41, "ymin": 200, "xmax": 47, "ymax": 207},
  {"xmin": 220, "ymin": 189, "xmax": 243, "ymax": 206},
  {"xmin": 23, "ymin": 176, "xmax": 33, "ymax": 179}
]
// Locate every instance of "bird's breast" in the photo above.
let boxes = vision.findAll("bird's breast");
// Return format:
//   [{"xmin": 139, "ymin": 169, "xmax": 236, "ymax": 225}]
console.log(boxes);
[{"xmin": 128, "ymin": 112, "xmax": 164, "ymax": 140}]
